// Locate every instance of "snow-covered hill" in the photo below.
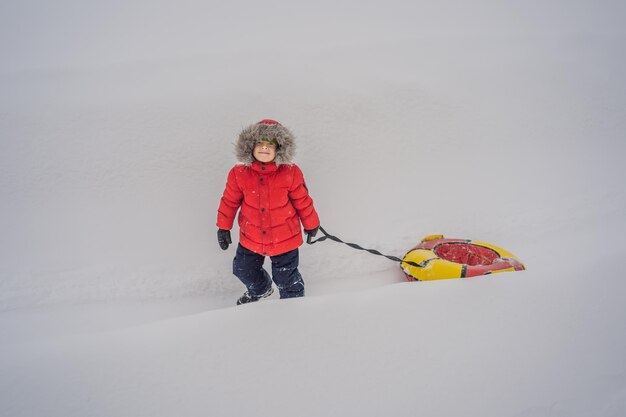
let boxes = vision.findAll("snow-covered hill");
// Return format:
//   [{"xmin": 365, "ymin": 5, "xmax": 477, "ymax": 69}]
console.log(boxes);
[
  {"xmin": 1, "ymin": 1, "xmax": 625, "ymax": 416},
  {"xmin": 3, "ymin": 260, "xmax": 626, "ymax": 417}
]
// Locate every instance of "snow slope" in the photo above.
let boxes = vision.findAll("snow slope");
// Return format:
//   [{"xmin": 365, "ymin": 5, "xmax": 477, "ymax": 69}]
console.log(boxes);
[{"xmin": 1, "ymin": 1, "xmax": 626, "ymax": 416}]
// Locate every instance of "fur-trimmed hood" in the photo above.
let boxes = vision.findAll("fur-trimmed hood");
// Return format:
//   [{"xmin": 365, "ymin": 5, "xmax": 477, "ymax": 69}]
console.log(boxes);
[{"xmin": 235, "ymin": 119, "xmax": 296, "ymax": 165}]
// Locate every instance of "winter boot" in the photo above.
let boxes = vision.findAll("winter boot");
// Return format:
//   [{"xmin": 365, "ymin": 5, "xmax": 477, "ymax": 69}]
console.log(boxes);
[{"xmin": 236, "ymin": 286, "xmax": 274, "ymax": 305}]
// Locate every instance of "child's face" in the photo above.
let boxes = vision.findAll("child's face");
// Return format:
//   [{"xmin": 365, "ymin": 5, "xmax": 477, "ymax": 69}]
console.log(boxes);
[{"xmin": 253, "ymin": 141, "xmax": 277, "ymax": 163}]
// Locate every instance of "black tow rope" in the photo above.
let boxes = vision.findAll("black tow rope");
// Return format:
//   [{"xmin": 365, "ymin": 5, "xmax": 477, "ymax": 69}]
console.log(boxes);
[{"xmin": 307, "ymin": 226, "xmax": 423, "ymax": 268}]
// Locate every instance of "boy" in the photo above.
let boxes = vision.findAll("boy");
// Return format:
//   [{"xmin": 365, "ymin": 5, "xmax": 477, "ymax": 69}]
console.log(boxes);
[{"xmin": 217, "ymin": 119, "xmax": 320, "ymax": 305}]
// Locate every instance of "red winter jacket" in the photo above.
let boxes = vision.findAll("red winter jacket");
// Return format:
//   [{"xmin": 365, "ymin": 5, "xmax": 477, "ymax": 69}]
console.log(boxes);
[{"xmin": 217, "ymin": 160, "xmax": 320, "ymax": 256}]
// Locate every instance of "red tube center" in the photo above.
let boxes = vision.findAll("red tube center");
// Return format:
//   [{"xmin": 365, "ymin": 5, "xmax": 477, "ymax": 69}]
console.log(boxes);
[{"xmin": 434, "ymin": 243, "xmax": 499, "ymax": 266}]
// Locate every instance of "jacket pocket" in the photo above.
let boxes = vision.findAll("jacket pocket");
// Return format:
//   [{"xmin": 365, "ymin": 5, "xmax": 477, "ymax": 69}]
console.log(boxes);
[{"xmin": 287, "ymin": 215, "xmax": 301, "ymax": 237}]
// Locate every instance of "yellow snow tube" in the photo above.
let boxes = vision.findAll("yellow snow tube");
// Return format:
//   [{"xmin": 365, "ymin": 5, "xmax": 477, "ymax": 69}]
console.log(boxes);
[{"xmin": 402, "ymin": 234, "xmax": 525, "ymax": 281}]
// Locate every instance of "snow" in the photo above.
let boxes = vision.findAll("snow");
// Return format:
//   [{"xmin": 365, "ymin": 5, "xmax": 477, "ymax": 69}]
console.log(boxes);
[{"xmin": 1, "ymin": 1, "xmax": 626, "ymax": 416}]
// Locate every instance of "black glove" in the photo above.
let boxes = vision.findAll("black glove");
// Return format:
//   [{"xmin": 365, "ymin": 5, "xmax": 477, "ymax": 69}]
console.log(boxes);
[
  {"xmin": 304, "ymin": 226, "xmax": 319, "ymax": 243},
  {"xmin": 305, "ymin": 226, "xmax": 319, "ymax": 237},
  {"xmin": 217, "ymin": 229, "xmax": 232, "ymax": 250}
]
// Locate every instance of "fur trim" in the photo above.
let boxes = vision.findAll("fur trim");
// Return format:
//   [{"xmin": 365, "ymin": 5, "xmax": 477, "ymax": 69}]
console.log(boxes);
[{"xmin": 235, "ymin": 120, "xmax": 296, "ymax": 165}]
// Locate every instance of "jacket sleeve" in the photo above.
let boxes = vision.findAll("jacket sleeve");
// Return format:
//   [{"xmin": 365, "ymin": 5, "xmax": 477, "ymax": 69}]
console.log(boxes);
[
  {"xmin": 289, "ymin": 165, "xmax": 320, "ymax": 231},
  {"xmin": 217, "ymin": 167, "xmax": 243, "ymax": 230}
]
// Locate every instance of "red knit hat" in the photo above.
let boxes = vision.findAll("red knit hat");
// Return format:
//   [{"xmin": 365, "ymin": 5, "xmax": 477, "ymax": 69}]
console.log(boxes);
[{"xmin": 257, "ymin": 119, "xmax": 281, "ymax": 126}]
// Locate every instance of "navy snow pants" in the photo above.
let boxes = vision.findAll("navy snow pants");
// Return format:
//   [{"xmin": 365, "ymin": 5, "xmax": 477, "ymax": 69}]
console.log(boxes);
[{"xmin": 233, "ymin": 244, "xmax": 305, "ymax": 299}]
